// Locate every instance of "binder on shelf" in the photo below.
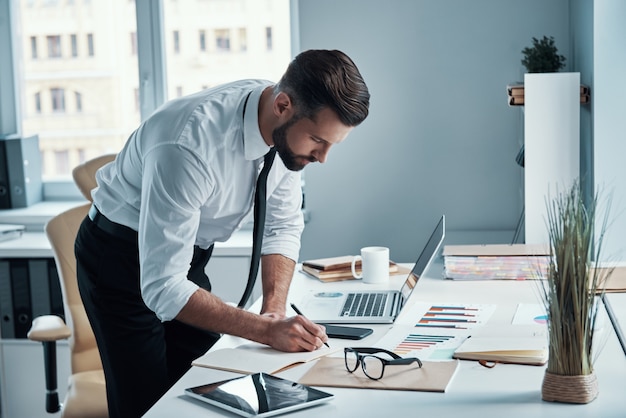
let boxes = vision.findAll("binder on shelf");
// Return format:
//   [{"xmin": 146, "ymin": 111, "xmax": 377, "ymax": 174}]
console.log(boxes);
[
  {"xmin": 10, "ymin": 259, "xmax": 32, "ymax": 338},
  {"xmin": 0, "ymin": 260, "xmax": 15, "ymax": 338},
  {"xmin": 29, "ymin": 259, "xmax": 51, "ymax": 320}
]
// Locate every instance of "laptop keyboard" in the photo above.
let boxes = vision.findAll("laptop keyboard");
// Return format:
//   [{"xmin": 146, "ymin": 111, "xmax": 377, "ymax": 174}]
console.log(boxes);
[{"xmin": 341, "ymin": 292, "xmax": 387, "ymax": 317}]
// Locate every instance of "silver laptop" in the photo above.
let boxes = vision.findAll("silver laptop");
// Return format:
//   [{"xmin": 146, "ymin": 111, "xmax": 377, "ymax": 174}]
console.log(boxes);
[{"xmin": 300, "ymin": 215, "xmax": 445, "ymax": 324}]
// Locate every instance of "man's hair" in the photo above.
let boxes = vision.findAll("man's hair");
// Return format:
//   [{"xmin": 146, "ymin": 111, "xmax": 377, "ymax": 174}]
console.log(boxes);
[{"xmin": 276, "ymin": 49, "xmax": 370, "ymax": 127}]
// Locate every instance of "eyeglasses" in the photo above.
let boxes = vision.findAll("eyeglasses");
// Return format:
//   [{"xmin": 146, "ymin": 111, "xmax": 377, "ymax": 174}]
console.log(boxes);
[{"xmin": 344, "ymin": 347, "xmax": 423, "ymax": 380}]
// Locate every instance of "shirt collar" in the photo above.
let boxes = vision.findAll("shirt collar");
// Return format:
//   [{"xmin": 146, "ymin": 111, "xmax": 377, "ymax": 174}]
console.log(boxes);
[{"xmin": 243, "ymin": 85, "xmax": 272, "ymax": 161}]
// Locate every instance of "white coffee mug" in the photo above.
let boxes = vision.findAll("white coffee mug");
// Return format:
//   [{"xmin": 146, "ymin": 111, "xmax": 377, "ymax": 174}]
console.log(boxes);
[{"xmin": 351, "ymin": 246, "xmax": 390, "ymax": 284}]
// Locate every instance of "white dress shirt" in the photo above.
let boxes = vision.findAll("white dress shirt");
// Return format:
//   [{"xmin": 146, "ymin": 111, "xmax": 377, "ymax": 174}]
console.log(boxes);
[{"xmin": 92, "ymin": 80, "xmax": 304, "ymax": 321}]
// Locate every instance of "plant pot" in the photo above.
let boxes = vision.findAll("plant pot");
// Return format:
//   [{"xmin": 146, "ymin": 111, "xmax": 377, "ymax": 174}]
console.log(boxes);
[{"xmin": 541, "ymin": 371, "xmax": 599, "ymax": 404}]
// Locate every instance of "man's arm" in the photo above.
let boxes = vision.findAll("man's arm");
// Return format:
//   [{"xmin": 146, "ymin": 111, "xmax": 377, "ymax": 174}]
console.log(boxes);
[
  {"xmin": 174, "ymin": 255, "xmax": 327, "ymax": 352},
  {"xmin": 259, "ymin": 253, "xmax": 295, "ymax": 317}
]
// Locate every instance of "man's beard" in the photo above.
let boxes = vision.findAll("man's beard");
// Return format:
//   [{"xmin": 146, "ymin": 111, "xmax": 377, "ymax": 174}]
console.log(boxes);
[{"xmin": 272, "ymin": 116, "xmax": 316, "ymax": 171}]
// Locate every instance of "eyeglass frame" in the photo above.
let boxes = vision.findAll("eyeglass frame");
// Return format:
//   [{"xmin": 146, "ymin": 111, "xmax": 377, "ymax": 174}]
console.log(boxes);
[{"xmin": 343, "ymin": 347, "xmax": 423, "ymax": 380}]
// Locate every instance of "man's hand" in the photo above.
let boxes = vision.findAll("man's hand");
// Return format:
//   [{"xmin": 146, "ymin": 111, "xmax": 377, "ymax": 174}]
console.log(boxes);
[{"xmin": 266, "ymin": 314, "xmax": 328, "ymax": 352}]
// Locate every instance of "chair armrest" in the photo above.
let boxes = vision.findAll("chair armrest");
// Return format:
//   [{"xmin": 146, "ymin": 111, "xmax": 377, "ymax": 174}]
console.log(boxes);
[{"xmin": 28, "ymin": 315, "xmax": 71, "ymax": 342}]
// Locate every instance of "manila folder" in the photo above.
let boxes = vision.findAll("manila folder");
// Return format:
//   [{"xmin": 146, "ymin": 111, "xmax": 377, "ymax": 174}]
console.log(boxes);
[{"xmin": 299, "ymin": 357, "xmax": 459, "ymax": 392}]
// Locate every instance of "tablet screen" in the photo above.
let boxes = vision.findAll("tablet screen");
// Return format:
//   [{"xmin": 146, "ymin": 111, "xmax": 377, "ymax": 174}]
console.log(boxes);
[{"xmin": 185, "ymin": 372, "xmax": 334, "ymax": 417}]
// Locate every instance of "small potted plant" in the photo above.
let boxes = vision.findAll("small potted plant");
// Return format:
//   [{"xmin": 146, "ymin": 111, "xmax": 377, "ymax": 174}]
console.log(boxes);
[
  {"xmin": 540, "ymin": 181, "xmax": 613, "ymax": 404},
  {"xmin": 521, "ymin": 35, "xmax": 566, "ymax": 73}
]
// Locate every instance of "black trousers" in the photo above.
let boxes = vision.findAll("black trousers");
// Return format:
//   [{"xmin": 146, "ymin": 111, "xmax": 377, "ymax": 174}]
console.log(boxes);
[{"xmin": 75, "ymin": 215, "xmax": 221, "ymax": 418}]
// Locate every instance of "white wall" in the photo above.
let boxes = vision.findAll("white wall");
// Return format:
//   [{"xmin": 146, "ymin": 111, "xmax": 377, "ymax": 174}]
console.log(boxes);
[
  {"xmin": 296, "ymin": 0, "xmax": 571, "ymax": 261},
  {"xmin": 594, "ymin": 0, "xmax": 626, "ymax": 262}
]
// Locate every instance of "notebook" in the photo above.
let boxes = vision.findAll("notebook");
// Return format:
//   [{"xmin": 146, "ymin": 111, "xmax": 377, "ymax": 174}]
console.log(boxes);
[{"xmin": 299, "ymin": 215, "xmax": 445, "ymax": 324}]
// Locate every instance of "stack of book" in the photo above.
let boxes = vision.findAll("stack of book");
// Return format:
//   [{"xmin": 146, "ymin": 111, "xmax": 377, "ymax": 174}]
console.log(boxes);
[
  {"xmin": 506, "ymin": 82, "xmax": 590, "ymax": 106},
  {"xmin": 443, "ymin": 244, "xmax": 550, "ymax": 281},
  {"xmin": 301, "ymin": 255, "xmax": 400, "ymax": 283}
]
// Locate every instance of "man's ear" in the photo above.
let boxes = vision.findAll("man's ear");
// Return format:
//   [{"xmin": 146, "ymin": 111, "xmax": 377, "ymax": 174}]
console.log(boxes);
[{"xmin": 273, "ymin": 91, "xmax": 294, "ymax": 120}]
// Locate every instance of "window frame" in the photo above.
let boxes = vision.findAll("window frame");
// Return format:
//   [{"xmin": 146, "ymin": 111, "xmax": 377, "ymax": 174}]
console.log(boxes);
[{"xmin": 0, "ymin": 0, "xmax": 298, "ymax": 202}]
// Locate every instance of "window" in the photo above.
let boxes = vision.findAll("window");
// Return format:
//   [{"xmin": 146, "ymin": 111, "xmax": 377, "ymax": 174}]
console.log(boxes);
[
  {"xmin": 75, "ymin": 91, "xmax": 82, "ymax": 112},
  {"xmin": 238, "ymin": 28, "xmax": 247, "ymax": 52},
  {"xmin": 54, "ymin": 150, "xmax": 70, "ymax": 176},
  {"xmin": 30, "ymin": 36, "xmax": 37, "ymax": 59},
  {"xmin": 70, "ymin": 34, "xmax": 78, "ymax": 57},
  {"xmin": 34, "ymin": 92, "xmax": 41, "ymax": 113},
  {"xmin": 199, "ymin": 30, "xmax": 206, "ymax": 52},
  {"xmin": 6, "ymin": 0, "xmax": 290, "ymax": 193},
  {"xmin": 87, "ymin": 33, "xmax": 94, "ymax": 56},
  {"xmin": 173, "ymin": 30, "xmax": 180, "ymax": 54},
  {"xmin": 215, "ymin": 29, "xmax": 230, "ymax": 52},
  {"xmin": 130, "ymin": 32, "xmax": 137, "ymax": 55},
  {"xmin": 50, "ymin": 88, "xmax": 65, "ymax": 112},
  {"xmin": 47, "ymin": 35, "xmax": 61, "ymax": 58},
  {"xmin": 265, "ymin": 27, "xmax": 273, "ymax": 51}
]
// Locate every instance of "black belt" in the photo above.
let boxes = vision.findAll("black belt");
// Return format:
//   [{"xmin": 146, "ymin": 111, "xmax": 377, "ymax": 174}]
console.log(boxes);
[{"xmin": 88, "ymin": 204, "xmax": 137, "ymax": 242}]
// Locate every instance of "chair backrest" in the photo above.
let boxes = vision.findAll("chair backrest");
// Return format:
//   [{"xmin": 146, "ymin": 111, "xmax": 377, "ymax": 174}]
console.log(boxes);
[
  {"xmin": 72, "ymin": 153, "xmax": 116, "ymax": 202},
  {"xmin": 46, "ymin": 203, "xmax": 102, "ymax": 374},
  {"xmin": 46, "ymin": 154, "xmax": 117, "ymax": 374}
]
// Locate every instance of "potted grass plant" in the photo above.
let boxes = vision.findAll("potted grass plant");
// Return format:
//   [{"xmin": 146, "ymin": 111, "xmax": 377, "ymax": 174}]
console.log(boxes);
[{"xmin": 540, "ymin": 181, "xmax": 613, "ymax": 404}]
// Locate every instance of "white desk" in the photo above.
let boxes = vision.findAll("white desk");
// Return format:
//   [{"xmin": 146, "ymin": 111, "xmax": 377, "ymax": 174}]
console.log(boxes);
[{"xmin": 144, "ymin": 262, "xmax": 626, "ymax": 418}]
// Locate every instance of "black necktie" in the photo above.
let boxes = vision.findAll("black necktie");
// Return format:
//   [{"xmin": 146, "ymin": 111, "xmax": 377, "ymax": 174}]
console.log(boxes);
[{"xmin": 238, "ymin": 148, "xmax": 277, "ymax": 308}]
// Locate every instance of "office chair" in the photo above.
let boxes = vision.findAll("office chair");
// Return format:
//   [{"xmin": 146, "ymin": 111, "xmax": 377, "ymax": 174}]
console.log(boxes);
[{"xmin": 28, "ymin": 154, "xmax": 116, "ymax": 417}]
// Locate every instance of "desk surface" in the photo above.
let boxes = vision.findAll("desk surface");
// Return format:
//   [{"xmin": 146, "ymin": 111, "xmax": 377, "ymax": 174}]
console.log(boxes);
[{"xmin": 145, "ymin": 263, "xmax": 626, "ymax": 418}]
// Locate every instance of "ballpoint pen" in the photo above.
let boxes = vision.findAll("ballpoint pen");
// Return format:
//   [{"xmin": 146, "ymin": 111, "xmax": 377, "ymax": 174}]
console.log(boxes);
[{"xmin": 290, "ymin": 303, "xmax": 330, "ymax": 348}]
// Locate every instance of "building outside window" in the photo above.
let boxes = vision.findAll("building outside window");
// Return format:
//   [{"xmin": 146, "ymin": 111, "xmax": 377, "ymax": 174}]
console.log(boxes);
[
  {"xmin": 215, "ymin": 29, "xmax": 230, "ymax": 52},
  {"xmin": 130, "ymin": 32, "xmax": 137, "ymax": 55},
  {"xmin": 238, "ymin": 28, "xmax": 247, "ymax": 52},
  {"xmin": 173, "ymin": 30, "xmax": 180, "ymax": 54},
  {"xmin": 14, "ymin": 0, "xmax": 291, "ymax": 183},
  {"xmin": 265, "ymin": 26, "xmax": 273, "ymax": 51},
  {"xmin": 199, "ymin": 30, "xmax": 206, "ymax": 52},
  {"xmin": 70, "ymin": 34, "xmax": 78, "ymax": 57},
  {"xmin": 30, "ymin": 36, "xmax": 37, "ymax": 59},
  {"xmin": 47, "ymin": 35, "xmax": 61, "ymax": 58},
  {"xmin": 75, "ymin": 91, "xmax": 82, "ymax": 112},
  {"xmin": 87, "ymin": 33, "xmax": 94, "ymax": 56},
  {"xmin": 50, "ymin": 88, "xmax": 65, "ymax": 112},
  {"xmin": 34, "ymin": 92, "xmax": 41, "ymax": 113}
]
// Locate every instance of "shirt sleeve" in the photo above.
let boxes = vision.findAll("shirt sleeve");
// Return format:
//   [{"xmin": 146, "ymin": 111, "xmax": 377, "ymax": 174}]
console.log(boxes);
[
  {"xmin": 138, "ymin": 145, "xmax": 212, "ymax": 322},
  {"xmin": 262, "ymin": 166, "xmax": 304, "ymax": 262}
]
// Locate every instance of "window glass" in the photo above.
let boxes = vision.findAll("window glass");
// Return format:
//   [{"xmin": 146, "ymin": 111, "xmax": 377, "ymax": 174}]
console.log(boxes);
[
  {"xmin": 163, "ymin": 0, "xmax": 291, "ymax": 100},
  {"xmin": 17, "ymin": 0, "xmax": 291, "ymax": 181},
  {"xmin": 19, "ymin": 0, "xmax": 139, "ymax": 180}
]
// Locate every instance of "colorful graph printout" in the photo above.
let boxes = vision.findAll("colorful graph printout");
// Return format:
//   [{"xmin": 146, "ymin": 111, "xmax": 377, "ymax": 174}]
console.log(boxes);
[
  {"xmin": 396, "ymin": 302, "xmax": 497, "ymax": 330},
  {"xmin": 377, "ymin": 325, "xmax": 469, "ymax": 360}
]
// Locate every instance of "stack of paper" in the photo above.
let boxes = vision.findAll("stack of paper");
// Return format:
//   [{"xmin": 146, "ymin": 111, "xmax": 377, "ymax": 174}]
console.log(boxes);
[
  {"xmin": 443, "ymin": 244, "xmax": 549, "ymax": 280},
  {"xmin": 301, "ymin": 255, "xmax": 400, "ymax": 283}
]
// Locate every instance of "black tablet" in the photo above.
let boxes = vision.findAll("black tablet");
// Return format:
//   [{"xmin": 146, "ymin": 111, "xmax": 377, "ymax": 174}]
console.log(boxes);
[{"xmin": 184, "ymin": 372, "xmax": 334, "ymax": 417}]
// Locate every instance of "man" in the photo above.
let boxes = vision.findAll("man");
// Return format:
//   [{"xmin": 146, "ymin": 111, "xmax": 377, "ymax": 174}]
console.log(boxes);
[{"xmin": 75, "ymin": 49, "xmax": 370, "ymax": 417}]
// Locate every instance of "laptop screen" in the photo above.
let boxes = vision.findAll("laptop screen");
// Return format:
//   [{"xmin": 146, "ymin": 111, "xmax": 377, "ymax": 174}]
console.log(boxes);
[{"xmin": 399, "ymin": 215, "xmax": 445, "ymax": 302}]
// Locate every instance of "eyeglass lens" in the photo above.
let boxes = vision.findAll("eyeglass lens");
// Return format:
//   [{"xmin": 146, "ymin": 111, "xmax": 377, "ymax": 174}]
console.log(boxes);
[
  {"xmin": 361, "ymin": 356, "xmax": 384, "ymax": 379},
  {"xmin": 345, "ymin": 350, "xmax": 386, "ymax": 380}
]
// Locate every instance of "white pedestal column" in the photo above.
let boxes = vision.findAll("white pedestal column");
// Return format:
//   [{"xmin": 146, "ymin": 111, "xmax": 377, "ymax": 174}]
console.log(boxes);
[{"xmin": 524, "ymin": 72, "xmax": 580, "ymax": 244}]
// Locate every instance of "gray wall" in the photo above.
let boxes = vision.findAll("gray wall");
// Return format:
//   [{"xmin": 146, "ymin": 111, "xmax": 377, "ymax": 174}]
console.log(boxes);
[
  {"xmin": 296, "ymin": 0, "xmax": 574, "ymax": 262},
  {"xmin": 594, "ymin": 0, "xmax": 626, "ymax": 262}
]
